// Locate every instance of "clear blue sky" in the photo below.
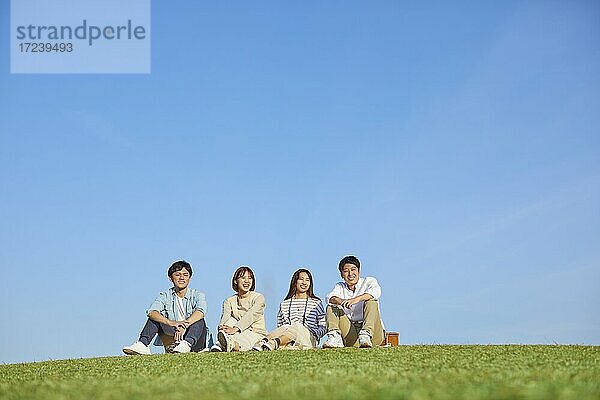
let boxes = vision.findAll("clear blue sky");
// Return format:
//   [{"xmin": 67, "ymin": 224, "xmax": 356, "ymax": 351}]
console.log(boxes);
[{"xmin": 1, "ymin": 1, "xmax": 599, "ymax": 364}]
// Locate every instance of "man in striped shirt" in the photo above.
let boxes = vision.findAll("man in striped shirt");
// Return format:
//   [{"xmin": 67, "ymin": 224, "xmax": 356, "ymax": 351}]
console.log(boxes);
[{"xmin": 323, "ymin": 255, "xmax": 384, "ymax": 348}]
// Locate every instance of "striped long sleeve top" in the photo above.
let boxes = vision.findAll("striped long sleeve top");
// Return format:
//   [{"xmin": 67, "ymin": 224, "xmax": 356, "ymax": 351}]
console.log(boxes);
[{"xmin": 276, "ymin": 297, "xmax": 326, "ymax": 340}]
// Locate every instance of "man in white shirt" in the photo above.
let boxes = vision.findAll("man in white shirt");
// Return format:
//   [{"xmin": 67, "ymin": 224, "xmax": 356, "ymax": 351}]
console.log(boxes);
[{"xmin": 323, "ymin": 255, "xmax": 384, "ymax": 348}]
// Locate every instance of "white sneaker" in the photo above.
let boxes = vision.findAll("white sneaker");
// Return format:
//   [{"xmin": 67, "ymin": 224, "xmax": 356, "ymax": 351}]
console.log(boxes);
[
  {"xmin": 262, "ymin": 338, "xmax": 278, "ymax": 351},
  {"xmin": 172, "ymin": 340, "xmax": 191, "ymax": 353},
  {"xmin": 358, "ymin": 330, "xmax": 372, "ymax": 348},
  {"xmin": 123, "ymin": 341, "xmax": 151, "ymax": 355},
  {"xmin": 217, "ymin": 331, "xmax": 232, "ymax": 352},
  {"xmin": 209, "ymin": 343, "xmax": 223, "ymax": 352},
  {"xmin": 323, "ymin": 331, "xmax": 344, "ymax": 348},
  {"xmin": 252, "ymin": 339, "xmax": 267, "ymax": 351}
]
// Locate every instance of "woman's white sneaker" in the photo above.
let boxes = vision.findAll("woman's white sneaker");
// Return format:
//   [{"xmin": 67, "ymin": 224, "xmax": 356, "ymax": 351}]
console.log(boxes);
[
  {"xmin": 217, "ymin": 331, "xmax": 233, "ymax": 352},
  {"xmin": 252, "ymin": 338, "xmax": 267, "ymax": 351},
  {"xmin": 262, "ymin": 339, "xmax": 279, "ymax": 351}
]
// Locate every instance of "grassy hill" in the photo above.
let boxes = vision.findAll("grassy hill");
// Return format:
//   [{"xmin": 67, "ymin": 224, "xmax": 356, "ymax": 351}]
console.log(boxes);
[{"xmin": 1, "ymin": 345, "xmax": 598, "ymax": 399}]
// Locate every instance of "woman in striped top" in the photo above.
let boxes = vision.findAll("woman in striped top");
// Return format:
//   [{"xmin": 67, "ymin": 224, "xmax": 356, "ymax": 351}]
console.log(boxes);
[{"xmin": 253, "ymin": 268, "xmax": 326, "ymax": 350}]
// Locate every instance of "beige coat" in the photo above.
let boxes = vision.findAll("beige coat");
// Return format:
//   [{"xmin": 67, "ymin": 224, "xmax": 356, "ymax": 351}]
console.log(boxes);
[{"xmin": 219, "ymin": 291, "xmax": 267, "ymax": 335}]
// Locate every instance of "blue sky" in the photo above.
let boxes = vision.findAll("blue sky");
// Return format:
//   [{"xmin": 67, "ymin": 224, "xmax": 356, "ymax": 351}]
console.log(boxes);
[{"xmin": 1, "ymin": 1, "xmax": 599, "ymax": 364}]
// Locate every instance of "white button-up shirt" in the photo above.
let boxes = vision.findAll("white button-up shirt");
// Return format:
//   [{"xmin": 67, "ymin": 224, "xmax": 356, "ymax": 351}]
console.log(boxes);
[{"xmin": 326, "ymin": 276, "xmax": 381, "ymax": 322}]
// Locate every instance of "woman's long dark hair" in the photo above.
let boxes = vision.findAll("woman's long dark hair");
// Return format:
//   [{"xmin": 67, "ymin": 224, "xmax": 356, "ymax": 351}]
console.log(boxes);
[{"xmin": 284, "ymin": 268, "xmax": 320, "ymax": 300}]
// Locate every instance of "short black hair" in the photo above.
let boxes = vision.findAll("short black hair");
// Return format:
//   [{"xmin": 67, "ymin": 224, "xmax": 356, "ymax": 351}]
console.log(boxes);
[
  {"xmin": 168, "ymin": 260, "xmax": 193, "ymax": 278},
  {"xmin": 338, "ymin": 255, "xmax": 360, "ymax": 273}
]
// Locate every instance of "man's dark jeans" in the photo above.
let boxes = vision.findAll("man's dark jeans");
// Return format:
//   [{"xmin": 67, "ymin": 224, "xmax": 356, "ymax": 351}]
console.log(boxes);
[{"xmin": 138, "ymin": 318, "xmax": 207, "ymax": 351}]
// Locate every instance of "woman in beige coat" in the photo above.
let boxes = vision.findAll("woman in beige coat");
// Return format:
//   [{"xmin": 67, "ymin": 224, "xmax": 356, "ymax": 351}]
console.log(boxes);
[{"xmin": 213, "ymin": 265, "xmax": 267, "ymax": 352}]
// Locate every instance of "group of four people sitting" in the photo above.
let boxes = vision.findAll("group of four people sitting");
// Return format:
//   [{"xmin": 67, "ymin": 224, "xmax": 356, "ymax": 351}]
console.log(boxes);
[{"xmin": 122, "ymin": 255, "xmax": 384, "ymax": 354}]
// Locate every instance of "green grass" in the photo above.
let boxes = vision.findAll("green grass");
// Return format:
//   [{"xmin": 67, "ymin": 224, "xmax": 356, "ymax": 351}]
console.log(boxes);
[{"xmin": 1, "ymin": 346, "xmax": 598, "ymax": 399}]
